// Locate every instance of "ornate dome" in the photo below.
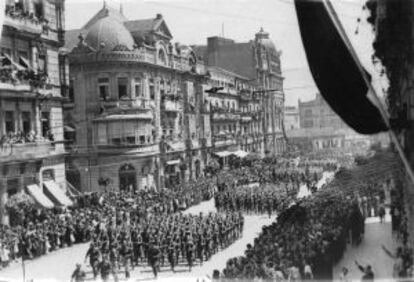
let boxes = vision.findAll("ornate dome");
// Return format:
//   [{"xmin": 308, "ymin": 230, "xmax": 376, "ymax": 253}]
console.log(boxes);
[
  {"xmin": 255, "ymin": 27, "xmax": 277, "ymax": 54},
  {"xmin": 85, "ymin": 16, "xmax": 134, "ymax": 52}
]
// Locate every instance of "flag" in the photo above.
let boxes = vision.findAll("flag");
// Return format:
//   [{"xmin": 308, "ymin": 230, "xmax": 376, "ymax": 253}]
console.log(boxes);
[{"xmin": 294, "ymin": 0, "xmax": 388, "ymax": 134}]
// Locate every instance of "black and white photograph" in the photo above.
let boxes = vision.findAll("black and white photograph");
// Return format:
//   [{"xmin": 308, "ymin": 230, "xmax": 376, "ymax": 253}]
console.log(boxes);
[{"xmin": 0, "ymin": 0, "xmax": 411, "ymax": 281}]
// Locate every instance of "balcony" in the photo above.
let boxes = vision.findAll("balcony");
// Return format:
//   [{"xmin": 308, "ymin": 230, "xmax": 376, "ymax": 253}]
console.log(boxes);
[
  {"xmin": 161, "ymin": 99, "xmax": 181, "ymax": 112},
  {"xmin": 0, "ymin": 68, "xmax": 48, "ymax": 92},
  {"xmin": 240, "ymin": 93, "xmax": 252, "ymax": 101},
  {"xmin": 0, "ymin": 141, "xmax": 62, "ymax": 163},
  {"xmin": 101, "ymin": 98, "xmax": 151, "ymax": 114},
  {"xmin": 212, "ymin": 112, "xmax": 240, "ymax": 121},
  {"xmin": 71, "ymin": 50, "xmax": 206, "ymax": 74},
  {"xmin": 162, "ymin": 137, "xmax": 185, "ymax": 152},
  {"xmin": 95, "ymin": 143, "xmax": 159, "ymax": 156},
  {"xmin": 185, "ymin": 137, "xmax": 200, "ymax": 150},
  {"xmin": 4, "ymin": 7, "xmax": 49, "ymax": 35},
  {"xmin": 214, "ymin": 138, "xmax": 237, "ymax": 147}
]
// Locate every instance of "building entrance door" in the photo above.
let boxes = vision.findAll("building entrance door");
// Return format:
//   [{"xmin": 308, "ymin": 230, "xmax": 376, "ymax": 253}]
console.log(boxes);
[{"xmin": 119, "ymin": 164, "xmax": 137, "ymax": 192}]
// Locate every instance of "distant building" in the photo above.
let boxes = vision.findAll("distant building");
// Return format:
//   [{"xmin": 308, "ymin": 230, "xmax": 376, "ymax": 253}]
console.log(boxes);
[
  {"xmin": 298, "ymin": 93, "xmax": 348, "ymax": 130},
  {"xmin": 287, "ymin": 93, "xmax": 383, "ymax": 153},
  {"xmin": 193, "ymin": 29, "xmax": 286, "ymax": 156},
  {"xmin": 0, "ymin": 0, "xmax": 67, "ymax": 224},
  {"xmin": 284, "ymin": 106, "xmax": 300, "ymax": 131}
]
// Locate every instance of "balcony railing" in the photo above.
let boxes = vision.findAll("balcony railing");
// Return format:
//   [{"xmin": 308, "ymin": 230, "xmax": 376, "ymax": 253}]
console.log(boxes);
[
  {"xmin": 213, "ymin": 138, "xmax": 237, "ymax": 147},
  {"xmin": 0, "ymin": 68, "xmax": 48, "ymax": 90},
  {"xmin": 161, "ymin": 100, "xmax": 181, "ymax": 112},
  {"xmin": 161, "ymin": 137, "xmax": 185, "ymax": 152},
  {"xmin": 0, "ymin": 141, "xmax": 61, "ymax": 162},
  {"xmin": 4, "ymin": 6, "xmax": 49, "ymax": 35},
  {"xmin": 212, "ymin": 112, "xmax": 240, "ymax": 121},
  {"xmin": 95, "ymin": 143, "xmax": 159, "ymax": 155},
  {"xmin": 102, "ymin": 98, "xmax": 151, "ymax": 112},
  {"xmin": 72, "ymin": 50, "xmax": 206, "ymax": 74}
]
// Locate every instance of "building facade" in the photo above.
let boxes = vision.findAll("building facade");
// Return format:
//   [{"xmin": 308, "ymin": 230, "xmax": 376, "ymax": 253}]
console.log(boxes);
[
  {"xmin": 207, "ymin": 67, "xmax": 264, "ymax": 157},
  {"xmin": 298, "ymin": 93, "xmax": 348, "ymax": 129},
  {"xmin": 193, "ymin": 29, "xmax": 286, "ymax": 156},
  {"xmin": 64, "ymin": 6, "xmax": 211, "ymax": 192},
  {"xmin": 284, "ymin": 106, "xmax": 300, "ymax": 131},
  {"xmin": 0, "ymin": 0, "xmax": 67, "ymax": 223},
  {"xmin": 288, "ymin": 93, "xmax": 385, "ymax": 153},
  {"xmin": 63, "ymin": 5, "xmax": 286, "ymax": 192},
  {"xmin": 367, "ymin": 0, "xmax": 414, "ymax": 246}
]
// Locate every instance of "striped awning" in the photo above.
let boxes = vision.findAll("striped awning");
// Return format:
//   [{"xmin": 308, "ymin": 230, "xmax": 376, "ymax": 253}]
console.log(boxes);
[{"xmin": 26, "ymin": 184, "xmax": 54, "ymax": 209}]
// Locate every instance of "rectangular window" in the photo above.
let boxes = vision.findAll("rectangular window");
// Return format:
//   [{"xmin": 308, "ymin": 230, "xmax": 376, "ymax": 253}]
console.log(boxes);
[
  {"xmin": 69, "ymin": 79, "xmax": 75, "ymax": 102},
  {"xmin": 98, "ymin": 77, "xmax": 109, "ymax": 101},
  {"xmin": 34, "ymin": 0, "xmax": 44, "ymax": 19},
  {"xmin": 139, "ymin": 135, "xmax": 146, "ymax": 144},
  {"xmin": 5, "ymin": 111, "xmax": 14, "ymax": 133},
  {"xmin": 160, "ymin": 80, "xmax": 165, "ymax": 98},
  {"xmin": 22, "ymin": 111, "xmax": 31, "ymax": 134},
  {"xmin": 118, "ymin": 77, "xmax": 128, "ymax": 99},
  {"xmin": 41, "ymin": 112, "xmax": 50, "ymax": 138},
  {"xmin": 134, "ymin": 78, "xmax": 142, "ymax": 97},
  {"xmin": 58, "ymin": 54, "xmax": 66, "ymax": 86},
  {"xmin": 18, "ymin": 50, "xmax": 29, "ymax": 60},
  {"xmin": 1, "ymin": 48, "xmax": 11, "ymax": 58},
  {"xmin": 126, "ymin": 136, "xmax": 135, "ymax": 145},
  {"xmin": 149, "ymin": 79, "xmax": 155, "ymax": 100},
  {"xmin": 38, "ymin": 54, "xmax": 47, "ymax": 73},
  {"xmin": 7, "ymin": 179, "xmax": 19, "ymax": 197}
]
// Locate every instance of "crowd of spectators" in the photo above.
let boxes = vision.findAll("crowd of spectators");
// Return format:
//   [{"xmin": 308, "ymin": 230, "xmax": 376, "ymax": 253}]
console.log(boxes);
[{"xmin": 215, "ymin": 153, "xmax": 413, "ymax": 281}]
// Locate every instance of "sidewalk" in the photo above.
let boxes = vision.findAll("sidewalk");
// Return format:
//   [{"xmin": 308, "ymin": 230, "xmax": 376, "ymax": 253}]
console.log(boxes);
[{"xmin": 333, "ymin": 214, "xmax": 398, "ymax": 281}]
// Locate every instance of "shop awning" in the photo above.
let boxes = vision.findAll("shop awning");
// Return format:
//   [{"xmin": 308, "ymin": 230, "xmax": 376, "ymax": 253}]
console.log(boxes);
[
  {"xmin": 94, "ymin": 113, "xmax": 153, "ymax": 121},
  {"xmin": 26, "ymin": 184, "xmax": 54, "ymax": 209},
  {"xmin": 43, "ymin": 180, "xmax": 73, "ymax": 206},
  {"xmin": 64, "ymin": 125, "xmax": 75, "ymax": 132},
  {"xmin": 19, "ymin": 56, "xmax": 31, "ymax": 69},
  {"xmin": 166, "ymin": 159, "xmax": 181, "ymax": 165},
  {"xmin": 215, "ymin": 151, "xmax": 232, "ymax": 158},
  {"xmin": 232, "ymin": 150, "xmax": 249, "ymax": 158}
]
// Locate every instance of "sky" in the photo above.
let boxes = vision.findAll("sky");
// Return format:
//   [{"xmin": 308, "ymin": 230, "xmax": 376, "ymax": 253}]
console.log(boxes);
[{"xmin": 65, "ymin": 0, "xmax": 387, "ymax": 106}]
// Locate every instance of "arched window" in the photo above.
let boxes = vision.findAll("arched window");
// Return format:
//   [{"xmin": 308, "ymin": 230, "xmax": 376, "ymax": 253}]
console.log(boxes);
[{"xmin": 158, "ymin": 49, "xmax": 167, "ymax": 65}]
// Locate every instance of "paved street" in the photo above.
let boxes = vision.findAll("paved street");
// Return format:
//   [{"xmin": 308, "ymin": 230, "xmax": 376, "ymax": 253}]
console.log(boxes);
[
  {"xmin": 333, "ymin": 214, "xmax": 397, "ymax": 281},
  {"xmin": 0, "ymin": 198, "xmax": 275, "ymax": 282},
  {"xmin": 0, "ymin": 172, "xmax": 335, "ymax": 282}
]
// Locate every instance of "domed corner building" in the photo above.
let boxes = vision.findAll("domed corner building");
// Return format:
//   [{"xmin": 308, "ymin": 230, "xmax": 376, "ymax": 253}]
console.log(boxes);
[
  {"xmin": 84, "ymin": 16, "xmax": 135, "ymax": 52},
  {"xmin": 63, "ymin": 4, "xmax": 212, "ymax": 193}
]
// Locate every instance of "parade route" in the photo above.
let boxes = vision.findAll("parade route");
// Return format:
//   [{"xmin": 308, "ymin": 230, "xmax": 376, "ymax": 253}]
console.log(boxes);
[
  {"xmin": 0, "ymin": 198, "xmax": 275, "ymax": 282},
  {"xmin": 297, "ymin": 171, "xmax": 335, "ymax": 199},
  {"xmin": 333, "ymin": 215, "xmax": 397, "ymax": 281}
]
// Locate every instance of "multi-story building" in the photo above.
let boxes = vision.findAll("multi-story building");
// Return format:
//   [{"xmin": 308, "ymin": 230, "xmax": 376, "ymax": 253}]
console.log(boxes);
[
  {"xmin": 63, "ymin": 5, "xmax": 210, "ymax": 192},
  {"xmin": 287, "ymin": 93, "xmax": 385, "ymax": 153},
  {"xmin": 193, "ymin": 28, "xmax": 286, "ymax": 156},
  {"xmin": 284, "ymin": 106, "xmax": 300, "ymax": 131},
  {"xmin": 298, "ymin": 93, "xmax": 348, "ymax": 129},
  {"xmin": 207, "ymin": 67, "xmax": 262, "ymax": 156},
  {"xmin": 0, "ymin": 0, "xmax": 68, "ymax": 223},
  {"xmin": 366, "ymin": 0, "xmax": 414, "ymax": 245}
]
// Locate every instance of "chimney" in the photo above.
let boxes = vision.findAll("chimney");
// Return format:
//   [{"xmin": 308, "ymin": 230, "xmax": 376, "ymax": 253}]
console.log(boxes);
[{"xmin": 156, "ymin": 13, "xmax": 163, "ymax": 20}]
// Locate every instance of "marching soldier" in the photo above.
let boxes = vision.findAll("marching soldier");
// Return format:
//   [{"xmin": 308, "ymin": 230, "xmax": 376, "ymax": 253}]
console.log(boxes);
[
  {"xmin": 186, "ymin": 237, "xmax": 195, "ymax": 272},
  {"xmin": 84, "ymin": 242, "xmax": 101, "ymax": 279},
  {"xmin": 147, "ymin": 241, "xmax": 161, "ymax": 278}
]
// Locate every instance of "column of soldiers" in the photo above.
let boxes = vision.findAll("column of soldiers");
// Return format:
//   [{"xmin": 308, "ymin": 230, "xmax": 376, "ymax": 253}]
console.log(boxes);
[
  {"xmin": 215, "ymin": 185, "xmax": 296, "ymax": 217},
  {"xmin": 84, "ymin": 212, "xmax": 244, "ymax": 280}
]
